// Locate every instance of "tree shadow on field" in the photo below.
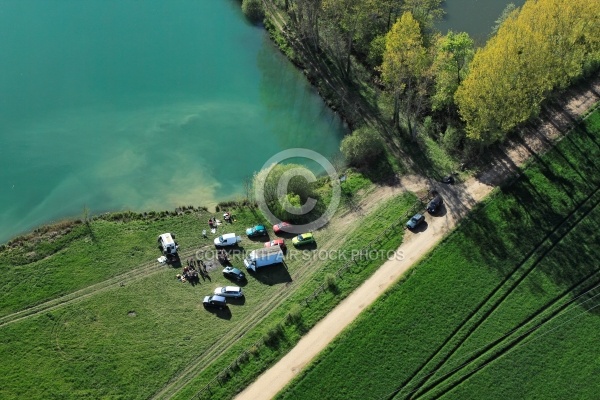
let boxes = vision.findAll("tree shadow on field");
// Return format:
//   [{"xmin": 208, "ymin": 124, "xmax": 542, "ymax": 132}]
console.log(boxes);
[
  {"xmin": 531, "ymin": 238, "xmax": 600, "ymax": 318},
  {"xmin": 454, "ymin": 171, "xmax": 557, "ymax": 277},
  {"xmin": 460, "ymin": 116, "xmax": 600, "ymax": 291},
  {"xmin": 474, "ymin": 148, "xmax": 513, "ymax": 187},
  {"xmin": 560, "ymin": 130, "xmax": 600, "ymax": 179},
  {"xmin": 519, "ymin": 133, "xmax": 594, "ymax": 198}
]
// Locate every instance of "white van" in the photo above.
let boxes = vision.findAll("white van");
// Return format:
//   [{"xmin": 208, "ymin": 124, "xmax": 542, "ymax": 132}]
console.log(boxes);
[
  {"xmin": 244, "ymin": 247, "xmax": 284, "ymax": 272},
  {"xmin": 158, "ymin": 233, "xmax": 178, "ymax": 256},
  {"xmin": 214, "ymin": 233, "xmax": 242, "ymax": 247}
]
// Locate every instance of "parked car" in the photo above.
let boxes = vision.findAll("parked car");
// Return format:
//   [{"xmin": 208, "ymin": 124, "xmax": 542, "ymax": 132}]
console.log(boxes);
[
  {"xmin": 203, "ymin": 294, "xmax": 227, "ymax": 309},
  {"xmin": 264, "ymin": 238, "xmax": 286, "ymax": 250},
  {"xmin": 442, "ymin": 175, "xmax": 455, "ymax": 184},
  {"xmin": 406, "ymin": 213, "xmax": 425, "ymax": 230},
  {"xmin": 246, "ymin": 225, "xmax": 267, "ymax": 237},
  {"xmin": 214, "ymin": 233, "xmax": 242, "ymax": 247},
  {"xmin": 427, "ymin": 195, "xmax": 443, "ymax": 214},
  {"xmin": 214, "ymin": 286, "xmax": 243, "ymax": 298},
  {"xmin": 157, "ymin": 232, "xmax": 179, "ymax": 259},
  {"xmin": 222, "ymin": 266, "xmax": 245, "ymax": 281},
  {"xmin": 273, "ymin": 221, "xmax": 292, "ymax": 234},
  {"xmin": 292, "ymin": 232, "xmax": 315, "ymax": 246}
]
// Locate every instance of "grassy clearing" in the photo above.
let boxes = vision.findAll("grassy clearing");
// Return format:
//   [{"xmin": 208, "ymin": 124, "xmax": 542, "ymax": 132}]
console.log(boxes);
[
  {"xmin": 171, "ymin": 191, "xmax": 420, "ymax": 399},
  {"xmin": 277, "ymin": 110, "xmax": 600, "ymax": 400},
  {"xmin": 0, "ymin": 207, "xmax": 267, "ymax": 318},
  {"xmin": 0, "ymin": 168, "xmax": 420, "ymax": 399}
]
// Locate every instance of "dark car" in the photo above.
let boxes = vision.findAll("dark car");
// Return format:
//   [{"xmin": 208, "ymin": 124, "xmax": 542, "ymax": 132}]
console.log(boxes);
[
  {"xmin": 203, "ymin": 294, "xmax": 227, "ymax": 309},
  {"xmin": 427, "ymin": 195, "xmax": 443, "ymax": 214},
  {"xmin": 406, "ymin": 213, "xmax": 425, "ymax": 230},
  {"xmin": 442, "ymin": 175, "xmax": 455, "ymax": 184},
  {"xmin": 222, "ymin": 266, "xmax": 245, "ymax": 281}
]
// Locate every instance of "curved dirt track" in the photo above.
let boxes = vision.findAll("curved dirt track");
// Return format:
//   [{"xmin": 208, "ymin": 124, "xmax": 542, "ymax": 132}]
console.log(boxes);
[
  {"xmin": 235, "ymin": 78, "xmax": 600, "ymax": 400},
  {"xmin": 235, "ymin": 179, "xmax": 492, "ymax": 400}
]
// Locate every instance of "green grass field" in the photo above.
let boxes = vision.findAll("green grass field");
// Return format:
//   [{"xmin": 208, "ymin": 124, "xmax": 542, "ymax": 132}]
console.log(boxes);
[
  {"xmin": 0, "ymin": 172, "xmax": 420, "ymax": 399},
  {"xmin": 277, "ymin": 110, "xmax": 600, "ymax": 400},
  {"xmin": 172, "ymin": 191, "xmax": 420, "ymax": 400}
]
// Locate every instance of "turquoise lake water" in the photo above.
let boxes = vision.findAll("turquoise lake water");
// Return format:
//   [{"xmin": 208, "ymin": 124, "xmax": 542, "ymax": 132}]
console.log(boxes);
[
  {"xmin": 0, "ymin": 0, "xmax": 346, "ymax": 243},
  {"xmin": 0, "ymin": 0, "xmax": 525, "ymax": 243}
]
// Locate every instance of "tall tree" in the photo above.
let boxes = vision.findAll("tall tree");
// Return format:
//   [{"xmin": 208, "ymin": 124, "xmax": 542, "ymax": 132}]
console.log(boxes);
[
  {"xmin": 322, "ymin": 0, "xmax": 366, "ymax": 77},
  {"xmin": 320, "ymin": 0, "xmax": 396, "ymax": 76},
  {"xmin": 455, "ymin": 0, "xmax": 600, "ymax": 145},
  {"xmin": 401, "ymin": 0, "xmax": 444, "ymax": 33},
  {"xmin": 289, "ymin": 0, "xmax": 323, "ymax": 50},
  {"xmin": 381, "ymin": 12, "xmax": 430, "ymax": 138},
  {"xmin": 430, "ymin": 31, "xmax": 474, "ymax": 112}
]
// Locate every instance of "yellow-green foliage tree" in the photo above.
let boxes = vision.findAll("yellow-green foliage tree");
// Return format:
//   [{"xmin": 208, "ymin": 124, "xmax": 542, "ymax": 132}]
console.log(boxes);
[
  {"xmin": 455, "ymin": 0, "xmax": 600, "ymax": 145},
  {"xmin": 402, "ymin": 0, "xmax": 444, "ymax": 32},
  {"xmin": 381, "ymin": 11, "xmax": 430, "ymax": 138},
  {"xmin": 431, "ymin": 31, "xmax": 474, "ymax": 112}
]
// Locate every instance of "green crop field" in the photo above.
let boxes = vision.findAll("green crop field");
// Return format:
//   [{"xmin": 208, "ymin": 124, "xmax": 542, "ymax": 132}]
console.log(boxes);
[
  {"xmin": 0, "ymin": 172, "xmax": 420, "ymax": 399},
  {"xmin": 277, "ymin": 109, "xmax": 600, "ymax": 400}
]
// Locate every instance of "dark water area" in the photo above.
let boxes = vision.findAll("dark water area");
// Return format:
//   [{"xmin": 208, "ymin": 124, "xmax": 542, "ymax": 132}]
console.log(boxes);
[{"xmin": 438, "ymin": 0, "xmax": 526, "ymax": 44}]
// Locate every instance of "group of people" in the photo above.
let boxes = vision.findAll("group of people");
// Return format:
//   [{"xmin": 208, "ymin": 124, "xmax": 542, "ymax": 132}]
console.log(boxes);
[
  {"xmin": 217, "ymin": 249, "xmax": 230, "ymax": 264},
  {"xmin": 208, "ymin": 217, "xmax": 220, "ymax": 228},
  {"xmin": 205, "ymin": 213, "xmax": 235, "ymax": 236},
  {"xmin": 176, "ymin": 258, "xmax": 210, "ymax": 284}
]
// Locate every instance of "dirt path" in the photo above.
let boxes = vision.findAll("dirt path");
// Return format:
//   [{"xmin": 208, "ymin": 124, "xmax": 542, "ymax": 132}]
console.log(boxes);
[
  {"xmin": 153, "ymin": 183, "xmax": 416, "ymax": 399},
  {"xmin": 235, "ymin": 78, "xmax": 600, "ymax": 400},
  {"xmin": 235, "ymin": 178, "xmax": 490, "ymax": 400}
]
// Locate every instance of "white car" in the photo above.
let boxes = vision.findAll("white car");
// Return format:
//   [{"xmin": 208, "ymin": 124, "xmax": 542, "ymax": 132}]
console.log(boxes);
[
  {"xmin": 214, "ymin": 233, "xmax": 242, "ymax": 247},
  {"xmin": 213, "ymin": 286, "xmax": 243, "ymax": 298}
]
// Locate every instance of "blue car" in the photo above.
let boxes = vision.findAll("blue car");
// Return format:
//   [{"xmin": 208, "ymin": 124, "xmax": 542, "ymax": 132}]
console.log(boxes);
[{"xmin": 246, "ymin": 225, "xmax": 267, "ymax": 237}]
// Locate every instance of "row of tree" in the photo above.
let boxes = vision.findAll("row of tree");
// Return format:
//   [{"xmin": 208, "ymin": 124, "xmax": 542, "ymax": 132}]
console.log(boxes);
[
  {"xmin": 455, "ymin": 0, "xmax": 600, "ymax": 144},
  {"xmin": 284, "ymin": 0, "xmax": 443, "ymax": 75},
  {"xmin": 273, "ymin": 0, "xmax": 599, "ymax": 159}
]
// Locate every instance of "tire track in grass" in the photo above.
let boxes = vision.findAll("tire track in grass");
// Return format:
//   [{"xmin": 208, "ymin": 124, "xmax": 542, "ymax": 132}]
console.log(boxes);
[
  {"xmin": 150, "ymin": 207, "xmax": 379, "ymax": 400},
  {"xmin": 382, "ymin": 271, "xmax": 600, "ymax": 400},
  {"xmin": 380, "ymin": 271, "xmax": 600, "ymax": 400},
  {"xmin": 151, "ymin": 241, "xmax": 350, "ymax": 399},
  {"xmin": 405, "ymin": 194, "xmax": 600, "ymax": 399},
  {"xmin": 413, "ymin": 280, "xmax": 600, "ymax": 400},
  {"xmin": 0, "ymin": 247, "xmax": 207, "ymax": 328},
  {"xmin": 153, "ymin": 192, "xmax": 420, "ymax": 399},
  {"xmin": 395, "ymin": 184, "xmax": 600, "ymax": 399},
  {"xmin": 149, "ymin": 264, "xmax": 314, "ymax": 400}
]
